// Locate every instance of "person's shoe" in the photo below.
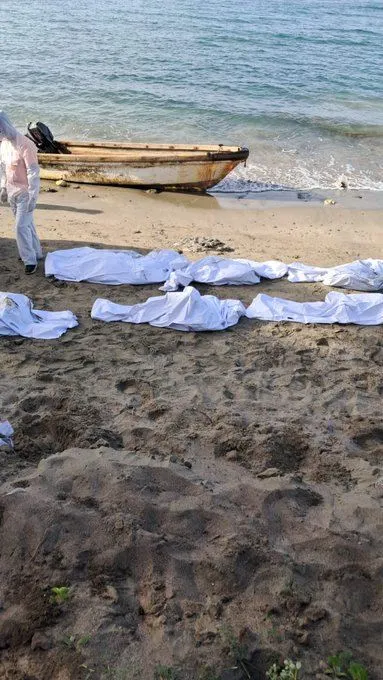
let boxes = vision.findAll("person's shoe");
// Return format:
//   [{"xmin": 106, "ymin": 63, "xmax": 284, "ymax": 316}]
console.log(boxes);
[{"xmin": 25, "ymin": 264, "xmax": 37, "ymax": 275}]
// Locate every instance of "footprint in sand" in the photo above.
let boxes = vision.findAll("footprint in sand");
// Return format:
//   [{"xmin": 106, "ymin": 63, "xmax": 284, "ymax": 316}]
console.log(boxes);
[
  {"xmin": 350, "ymin": 427, "xmax": 383, "ymax": 465},
  {"xmin": 262, "ymin": 487, "xmax": 323, "ymax": 549}
]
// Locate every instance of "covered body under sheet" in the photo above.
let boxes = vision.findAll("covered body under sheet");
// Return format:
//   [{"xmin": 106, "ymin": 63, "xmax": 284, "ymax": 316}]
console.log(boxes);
[
  {"xmin": 161, "ymin": 256, "xmax": 287, "ymax": 291},
  {"xmin": 246, "ymin": 291, "xmax": 383, "ymax": 325},
  {"xmin": 45, "ymin": 247, "xmax": 189, "ymax": 285},
  {"xmin": 287, "ymin": 259, "xmax": 383, "ymax": 292},
  {"xmin": 0, "ymin": 292, "xmax": 78, "ymax": 339},
  {"xmin": 91, "ymin": 286, "xmax": 246, "ymax": 331}
]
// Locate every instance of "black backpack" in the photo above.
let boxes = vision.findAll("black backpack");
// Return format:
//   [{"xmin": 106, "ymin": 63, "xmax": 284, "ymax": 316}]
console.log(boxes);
[{"xmin": 26, "ymin": 122, "xmax": 69, "ymax": 154}]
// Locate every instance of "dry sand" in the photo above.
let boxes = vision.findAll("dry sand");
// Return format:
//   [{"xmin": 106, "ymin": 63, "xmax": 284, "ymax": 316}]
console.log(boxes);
[{"xmin": 0, "ymin": 184, "xmax": 382, "ymax": 680}]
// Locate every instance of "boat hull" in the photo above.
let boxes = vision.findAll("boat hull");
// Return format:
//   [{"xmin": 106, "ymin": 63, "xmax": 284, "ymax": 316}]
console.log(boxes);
[{"xmin": 38, "ymin": 142, "xmax": 248, "ymax": 192}]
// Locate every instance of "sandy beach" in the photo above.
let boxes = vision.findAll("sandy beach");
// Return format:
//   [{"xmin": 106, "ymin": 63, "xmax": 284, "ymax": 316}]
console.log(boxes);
[{"xmin": 0, "ymin": 185, "xmax": 382, "ymax": 679}]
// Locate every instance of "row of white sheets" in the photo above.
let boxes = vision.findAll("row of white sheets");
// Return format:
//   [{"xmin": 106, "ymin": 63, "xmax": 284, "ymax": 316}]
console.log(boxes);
[
  {"xmin": 92, "ymin": 287, "xmax": 383, "ymax": 331},
  {"xmin": 0, "ymin": 293, "xmax": 78, "ymax": 339},
  {"xmin": 2, "ymin": 288, "xmax": 382, "ymax": 339},
  {"xmin": 45, "ymin": 247, "xmax": 383, "ymax": 292}
]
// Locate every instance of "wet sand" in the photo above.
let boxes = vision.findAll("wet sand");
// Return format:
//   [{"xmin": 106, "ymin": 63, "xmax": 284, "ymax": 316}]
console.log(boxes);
[{"xmin": 0, "ymin": 185, "xmax": 382, "ymax": 679}]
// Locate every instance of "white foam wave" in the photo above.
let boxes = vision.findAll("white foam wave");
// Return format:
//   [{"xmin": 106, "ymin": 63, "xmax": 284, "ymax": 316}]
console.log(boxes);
[{"xmin": 213, "ymin": 159, "xmax": 383, "ymax": 193}]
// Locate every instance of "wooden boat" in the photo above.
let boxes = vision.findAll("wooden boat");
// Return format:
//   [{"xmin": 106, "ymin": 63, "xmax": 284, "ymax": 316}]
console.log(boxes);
[{"xmin": 38, "ymin": 140, "xmax": 249, "ymax": 192}]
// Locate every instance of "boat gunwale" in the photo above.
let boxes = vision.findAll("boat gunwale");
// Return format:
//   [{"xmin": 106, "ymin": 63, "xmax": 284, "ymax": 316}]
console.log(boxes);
[
  {"xmin": 38, "ymin": 147, "xmax": 249, "ymax": 165},
  {"xmin": 59, "ymin": 140, "xmax": 246, "ymax": 153}
]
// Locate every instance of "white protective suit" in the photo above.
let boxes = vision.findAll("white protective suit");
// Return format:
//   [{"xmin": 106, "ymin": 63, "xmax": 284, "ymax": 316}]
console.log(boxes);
[{"xmin": 0, "ymin": 112, "xmax": 42, "ymax": 265}]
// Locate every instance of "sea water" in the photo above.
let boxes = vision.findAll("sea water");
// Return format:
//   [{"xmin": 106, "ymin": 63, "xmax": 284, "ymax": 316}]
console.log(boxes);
[{"xmin": 1, "ymin": 0, "xmax": 382, "ymax": 192}]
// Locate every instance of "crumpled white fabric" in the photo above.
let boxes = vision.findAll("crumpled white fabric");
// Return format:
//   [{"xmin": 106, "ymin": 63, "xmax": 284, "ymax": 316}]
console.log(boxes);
[
  {"xmin": 287, "ymin": 259, "xmax": 383, "ymax": 292},
  {"xmin": 0, "ymin": 292, "xmax": 78, "ymax": 339},
  {"xmin": 0, "ymin": 420, "xmax": 14, "ymax": 448},
  {"xmin": 160, "ymin": 256, "xmax": 287, "ymax": 291},
  {"xmin": 91, "ymin": 286, "xmax": 246, "ymax": 331},
  {"xmin": 45, "ymin": 247, "xmax": 189, "ymax": 285},
  {"xmin": 246, "ymin": 291, "xmax": 383, "ymax": 325}
]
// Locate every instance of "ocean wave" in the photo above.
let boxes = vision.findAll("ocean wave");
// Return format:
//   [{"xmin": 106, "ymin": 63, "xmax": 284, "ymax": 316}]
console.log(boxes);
[{"xmin": 213, "ymin": 160, "xmax": 383, "ymax": 193}]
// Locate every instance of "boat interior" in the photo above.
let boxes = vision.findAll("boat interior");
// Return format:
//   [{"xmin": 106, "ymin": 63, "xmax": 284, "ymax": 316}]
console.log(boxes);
[
  {"xmin": 57, "ymin": 141, "xmax": 245, "ymax": 157},
  {"xmin": 38, "ymin": 141, "xmax": 249, "ymax": 163}
]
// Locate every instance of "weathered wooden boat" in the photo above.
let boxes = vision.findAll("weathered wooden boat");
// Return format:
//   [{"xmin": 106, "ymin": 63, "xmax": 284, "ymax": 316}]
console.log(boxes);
[{"xmin": 37, "ymin": 140, "xmax": 249, "ymax": 192}]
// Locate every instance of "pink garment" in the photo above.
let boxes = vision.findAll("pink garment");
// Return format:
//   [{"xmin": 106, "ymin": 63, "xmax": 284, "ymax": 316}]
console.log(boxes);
[
  {"xmin": 0, "ymin": 111, "xmax": 40, "ymax": 201},
  {"xmin": 0, "ymin": 112, "xmax": 42, "ymax": 264},
  {"xmin": 1, "ymin": 135, "xmax": 38, "ymax": 198}
]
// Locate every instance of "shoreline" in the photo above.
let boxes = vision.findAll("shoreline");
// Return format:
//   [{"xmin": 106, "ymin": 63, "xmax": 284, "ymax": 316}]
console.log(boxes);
[
  {"xmin": 210, "ymin": 187, "xmax": 383, "ymax": 210},
  {"xmin": 0, "ymin": 180, "xmax": 380, "ymax": 267},
  {"xmin": 0, "ymin": 182, "xmax": 381, "ymax": 280}
]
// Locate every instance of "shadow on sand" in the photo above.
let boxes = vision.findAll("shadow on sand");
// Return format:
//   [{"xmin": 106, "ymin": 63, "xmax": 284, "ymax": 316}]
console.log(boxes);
[{"xmin": 36, "ymin": 203, "xmax": 103, "ymax": 215}]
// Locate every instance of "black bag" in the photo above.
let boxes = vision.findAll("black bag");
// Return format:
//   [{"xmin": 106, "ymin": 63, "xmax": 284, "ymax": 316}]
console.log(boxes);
[{"xmin": 26, "ymin": 122, "xmax": 69, "ymax": 154}]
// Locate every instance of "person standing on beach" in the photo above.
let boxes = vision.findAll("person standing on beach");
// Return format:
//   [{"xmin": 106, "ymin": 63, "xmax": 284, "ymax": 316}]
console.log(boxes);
[{"xmin": 0, "ymin": 111, "xmax": 42, "ymax": 274}]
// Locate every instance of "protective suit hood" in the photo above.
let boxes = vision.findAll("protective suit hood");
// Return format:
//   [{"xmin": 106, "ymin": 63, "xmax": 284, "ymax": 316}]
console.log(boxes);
[{"xmin": 0, "ymin": 111, "xmax": 18, "ymax": 141}]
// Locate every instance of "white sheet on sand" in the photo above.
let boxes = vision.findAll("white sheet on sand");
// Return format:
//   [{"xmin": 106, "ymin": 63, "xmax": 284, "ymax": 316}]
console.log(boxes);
[
  {"xmin": 0, "ymin": 293, "xmax": 78, "ymax": 339},
  {"xmin": 0, "ymin": 421, "xmax": 14, "ymax": 448},
  {"xmin": 160, "ymin": 256, "xmax": 287, "ymax": 291},
  {"xmin": 246, "ymin": 291, "xmax": 383, "ymax": 325},
  {"xmin": 45, "ymin": 247, "xmax": 189, "ymax": 285},
  {"xmin": 91, "ymin": 286, "xmax": 246, "ymax": 331},
  {"xmin": 287, "ymin": 259, "xmax": 383, "ymax": 292},
  {"xmin": 45, "ymin": 248, "xmax": 383, "ymax": 293}
]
